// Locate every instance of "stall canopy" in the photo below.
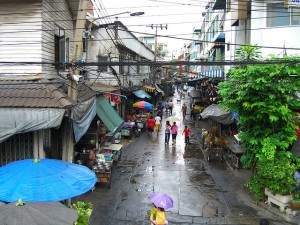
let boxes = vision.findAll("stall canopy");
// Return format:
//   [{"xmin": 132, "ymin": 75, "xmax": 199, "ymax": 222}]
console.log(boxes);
[
  {"xmin": 96, "ymin": 96, "xmax": 124, "ymax": 137},
  {"xmin": 133, "ymin": 90, "xmax": 151, "ymax": 99},
  {"xmin": 144, "ymin": 86, "xmax": 156, "ymax": 93},
  {"xmin": 72, "ymin": 97, "xmax": 96, "ymax": 143},
  {"xmin": 200, "ymin": 104, "xmax": 233, "ymax": 125},
  {"xmin": 190, "ymin": 90, "xmax": 201, "ymax": 98}
]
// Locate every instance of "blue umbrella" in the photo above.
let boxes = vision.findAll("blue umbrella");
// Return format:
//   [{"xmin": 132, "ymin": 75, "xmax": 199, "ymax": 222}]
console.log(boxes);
[{"xmin": 0, "ymin": 158, "xmax": 97, "ymax": 202}]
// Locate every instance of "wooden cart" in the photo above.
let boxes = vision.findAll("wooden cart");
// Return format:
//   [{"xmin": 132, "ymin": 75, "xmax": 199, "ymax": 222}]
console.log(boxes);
[
  {"xmin": 204, "ymin": 133, "xmax": 227, "ymax": 162},
  {"xmin": 95, "ymin": 170, "xmax": 112, "ymax": 189}
]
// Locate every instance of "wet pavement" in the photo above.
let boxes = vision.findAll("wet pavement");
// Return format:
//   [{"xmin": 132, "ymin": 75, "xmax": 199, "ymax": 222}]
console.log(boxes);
[{"xmin": 75, "ymin": 92, "xmax": 300, "ymax": 225}]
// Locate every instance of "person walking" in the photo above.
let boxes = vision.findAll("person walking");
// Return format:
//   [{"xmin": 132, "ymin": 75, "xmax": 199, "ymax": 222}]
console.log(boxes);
[
  {"xmin": 149, "ymin": 204, "xmax": 167, "ymax": 225},
  {"xmin": 171, "ymin": 122, "xmax": 178, "ymax": 145},
  {"xmin": 168, "ymin": 100, "xmax": 173, "ymax": 115},
  {"xmin": 147, "ymin": 116, "xmax": 155, "ymax": 135},
  {"xmin": 164, "ymin": 121, "xmax": 171, "ymax": 145},
  {"xmin": 182, "ymin": 125, "xmax": 191, "ymax": 144},
  {"xmin": 182, "ymin": 103, "xmax": 187, "ymax": 119},
  {"xmin": 190, "ymin": 104, "xmax": 195, "ymax": 120},
  {"xmin": 155, "ymin": 114, "xmax": 162, "ymax": 135}
]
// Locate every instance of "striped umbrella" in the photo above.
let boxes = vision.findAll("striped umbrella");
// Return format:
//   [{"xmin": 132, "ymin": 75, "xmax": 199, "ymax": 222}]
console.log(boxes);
[{"xmin": 132, "ymin": 101, "xmax": 153, "ymax": 110}]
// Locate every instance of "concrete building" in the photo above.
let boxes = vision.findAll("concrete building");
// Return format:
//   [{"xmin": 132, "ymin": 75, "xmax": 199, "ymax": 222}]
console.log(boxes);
[{"xmin": 85, "ymin": 20, "xmax": 155, "ymax": 87}]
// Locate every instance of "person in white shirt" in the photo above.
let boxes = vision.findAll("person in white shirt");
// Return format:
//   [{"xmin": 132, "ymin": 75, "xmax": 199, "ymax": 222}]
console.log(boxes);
[{"xmin": 154, "ymin": 115, "xmax": 162, "ymax": 134}]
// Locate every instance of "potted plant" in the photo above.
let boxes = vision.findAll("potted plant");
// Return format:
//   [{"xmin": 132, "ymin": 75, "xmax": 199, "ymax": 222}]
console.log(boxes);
[{"xmin": 290, "ymin": 192, "xmax": 300, "ymax": 211}]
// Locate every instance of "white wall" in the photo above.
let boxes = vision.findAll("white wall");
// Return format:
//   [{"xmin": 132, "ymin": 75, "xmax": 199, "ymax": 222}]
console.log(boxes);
[
  {"xmin": 0, "ymin": 0, "xmax": 74, "ymax": 79},
  {"xmin": 251, "ymin": 1, "xmax": 300, "ymax": 57},
  {"xmin": 87, "ymin": 22, "xmax": 154, "ymax": 87},
  {"xmin": 42, "ymin": 0, "xmax": 74, "ymax": 79},
  {"xmin": 0, "ymin": 0, "xmax": 43, "ymax": 75}
]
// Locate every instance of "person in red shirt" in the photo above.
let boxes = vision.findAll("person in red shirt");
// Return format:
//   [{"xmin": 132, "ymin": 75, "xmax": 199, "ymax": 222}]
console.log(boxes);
[
  {"xmin": 182, "ymin": 125, "xmax": 191, "ymax": 143},
  {"xmin": 147, "ymin": 116, "xmax": 155, "ymax": 135}
]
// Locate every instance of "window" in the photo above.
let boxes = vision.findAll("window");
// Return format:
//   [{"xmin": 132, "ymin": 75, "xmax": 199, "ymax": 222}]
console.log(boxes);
[
  {"xmin": 291, "ymin": 7, "xmax": 300, "ymax": 25},
  {"xmin": 267, "ymin": 3, "xmax": 289, "ymax": 27},
  {"xmin": 97, "ymin": 56, "xmax": 108, "ymax": 72},
  {"xmin": 54, "ymin": 26, "xmax": 66, "ymax": 69},
  {"xmin": 267, "ymin": 3, "xmax": 300, "ymax": 27}
]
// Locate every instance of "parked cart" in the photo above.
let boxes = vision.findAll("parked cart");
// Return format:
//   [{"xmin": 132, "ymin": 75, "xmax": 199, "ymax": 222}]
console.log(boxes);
[
  {"xmin": 92, "ymin": 153, "xmax": 113, "ymax": 188},
  {"xmin": 204, "ymin": 133, "xmax": 227, "ymax": 162}
]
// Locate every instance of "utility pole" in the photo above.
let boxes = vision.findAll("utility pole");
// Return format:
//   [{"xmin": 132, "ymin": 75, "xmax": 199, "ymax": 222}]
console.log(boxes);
[
  {"xmin": 149, "ymin": 24, "xmax": 167, "ymax": 86},
  {"xmin": 68, "ymin": 0, "xmax": 89, "ymax": 102},
  {"xmin": 63, "ymin": 0, "xmax": 89, "ymax": 164}
]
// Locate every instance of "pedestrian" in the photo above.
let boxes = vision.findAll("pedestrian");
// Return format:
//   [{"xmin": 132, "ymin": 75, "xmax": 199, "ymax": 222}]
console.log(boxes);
[
  {"xmin": 190, "ymin": 104, "xmax": 195, "ymax": 120},
  {"xmin": 182, "ymin": 125, "xmax": 191, "ymax": 143},
  {"xmin": 171, "ymin": 122, "xmax": 178, "ymax": 145},
  {"xmin": 149, "ymin": 204, "xmax": 167, "ymax": 225},
  {"xmin": 182, "ymin": 103, "xmax": 187, "ymax": 119},
  {"xmin": 165, "ymin": 101, "xmax": 169, "ymax": 115},
  {"xmin": 168, "ymin": 100, "xmax": 173, "ymax": 115},
  {"xmin": 88, "ymin": 145, "xmax": 97, "ymax": 169},
  {"xmin": 259, "ymin": 218, "xmax": 269, "ymax": 225},
  {"xmin": 165, "ymin": 121, "xmax": 171, "ymax": 145},
  {"xmin": 147, "ymin": 116, "xmax": 155, "ymax": 135},
  {"xmin": 155, "ymin": 114, "xmax": 162, "ymax": 135}
]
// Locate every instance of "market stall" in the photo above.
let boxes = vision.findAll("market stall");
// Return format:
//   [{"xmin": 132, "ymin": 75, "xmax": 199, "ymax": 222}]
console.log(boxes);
[
  {"xmin": 92, "ymin": 152, "xmax": 113, "ymax": 188},
  {"xmin": 136, "ymin": 114, "xmax": 147, "ymax": 132},
  {"xmin": 102, "ymin": 144, "xmax": 123, "ymax": 162},
  {"xmin": 121, "ymin": 122, "xmax": 135, "ymax": 138}
]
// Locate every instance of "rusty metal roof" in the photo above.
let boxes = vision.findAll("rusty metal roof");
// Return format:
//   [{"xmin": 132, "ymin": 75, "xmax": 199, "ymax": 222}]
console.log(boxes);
[{"xmin": 0, "ymin": 79, "xmax": 95, "ymax": 108}]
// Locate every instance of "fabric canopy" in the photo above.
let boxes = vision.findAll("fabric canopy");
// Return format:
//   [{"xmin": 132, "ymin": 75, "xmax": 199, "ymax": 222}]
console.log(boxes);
[
  {"xmin": 144, "ymin": 86, "xmax": 155, "ymax": 93},
  {"xmin": 96, "ymin": 96, "xmax": 124, "ymax": 136},
  {"xmin": 200, "ymin": 104, "xmax": 233, "ymax": 125},
  {"xmin": 0, "ymin": 108, "xmax": 65, "ymax": 144},
  {"xmin": 72, "ymin": 98, "xmax": 96, "ymax": 143},
  {"xmin": 133, "ymin": 90, "xmax": 151, "ymax": 99}
]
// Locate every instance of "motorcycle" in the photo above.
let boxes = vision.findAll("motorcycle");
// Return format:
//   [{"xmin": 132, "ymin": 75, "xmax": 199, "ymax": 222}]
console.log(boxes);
[{"xmin": 132, "ymin": 125, "xmax": 141, "ymax": 137}]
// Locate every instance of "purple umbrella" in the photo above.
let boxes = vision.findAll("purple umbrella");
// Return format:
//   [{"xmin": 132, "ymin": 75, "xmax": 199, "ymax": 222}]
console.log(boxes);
[{"xmin": 150, "ymin": 193, "xmax": 174, "ymax": 209}]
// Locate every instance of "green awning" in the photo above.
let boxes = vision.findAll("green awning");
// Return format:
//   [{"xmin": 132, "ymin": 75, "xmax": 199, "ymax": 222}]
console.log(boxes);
[{"xmin": 96, "ymin": 96, "xmax": 124, "ymax": 136}]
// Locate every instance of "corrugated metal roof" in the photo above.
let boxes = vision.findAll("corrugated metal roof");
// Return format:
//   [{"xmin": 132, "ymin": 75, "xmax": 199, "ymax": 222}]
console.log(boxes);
[{"xmin": 0, "ymin": 80, "xmax": 75, "ymax": 108}]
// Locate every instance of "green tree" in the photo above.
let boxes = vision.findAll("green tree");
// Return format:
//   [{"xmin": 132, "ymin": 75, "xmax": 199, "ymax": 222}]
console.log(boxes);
[
  {"xmin": 235, "ymin": 44, "xmax": 262, "ymax": 61},
  {"xmin": 218, "ymin": 46, "xmax": 300, "ymax": 199}
]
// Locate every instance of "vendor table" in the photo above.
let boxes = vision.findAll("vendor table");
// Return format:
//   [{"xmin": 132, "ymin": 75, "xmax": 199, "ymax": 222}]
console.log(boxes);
[
  {"xmin": 225, "ymin": 136, "xmax": 244, "ymax": 168},
  {"xmin": 102, "ymin": 144, "xmax": 123, "ymax": 162}
]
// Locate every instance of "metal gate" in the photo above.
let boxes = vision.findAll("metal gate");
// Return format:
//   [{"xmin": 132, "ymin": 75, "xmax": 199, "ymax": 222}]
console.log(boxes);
[{"xmin": 0, "ymin": 132, "xmax": 34, "ymax": 166}]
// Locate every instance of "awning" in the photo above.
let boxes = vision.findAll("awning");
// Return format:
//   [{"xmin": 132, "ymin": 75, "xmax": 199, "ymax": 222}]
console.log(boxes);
[
  {"xmin": 212, "ymin": 0, "xmax": 226, "ymax": 10},
  {"xmin": 96, "ymin": 96, "xmax": 124, "ymax": 137},
  {"xmin": 0, "ymin": 108, "xmax": 65, "ymax": 143},
  {"xmin": 155, "ymin": 84, "xmax": 165, "ymax": 96},
  {"xmin": 133, "ymin": 89, "xmax": 151, "ymax": 99},
  {"xmin": 72, "ymin": 97, "xmax": 97, "ymax": 143},
  {"xmin": 200, "ymin": 70, "xmax": 224, "ymax": 78},
  {"xmin": 200, "ymin": 104, "xmax": 233, "ymax": 125},
  {"xmin": 144, "ymin": 86, "xmax": 156, "ymax": 93},
  {"xmin": 213, "ymin": 33, "xmax": 225, "ymax": 43}
]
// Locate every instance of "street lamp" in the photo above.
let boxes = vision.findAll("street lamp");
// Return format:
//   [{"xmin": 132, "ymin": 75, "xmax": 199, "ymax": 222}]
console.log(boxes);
[{"xmin": 91, "ymin": 11, "xmax": 144, "ymax": 24}]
